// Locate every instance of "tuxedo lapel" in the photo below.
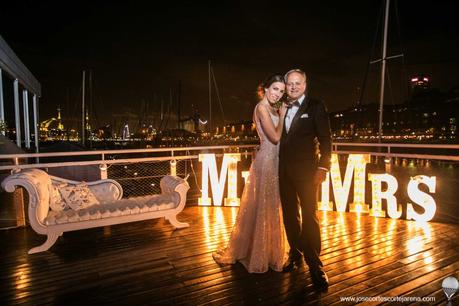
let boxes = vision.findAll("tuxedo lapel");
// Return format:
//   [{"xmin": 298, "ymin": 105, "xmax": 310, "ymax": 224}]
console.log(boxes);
[
  {"xmin": 288, "ymin": 98, "xmax": 309, "ymax": 134},
  {"xmin": 282, "ymin": 108, "xmax": 289, "ymax": 136}
]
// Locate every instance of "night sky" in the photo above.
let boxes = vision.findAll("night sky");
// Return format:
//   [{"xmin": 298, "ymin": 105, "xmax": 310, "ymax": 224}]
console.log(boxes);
[{"xmin": 1, "ymin": 0, "xmax": 458, "ymax": 129}]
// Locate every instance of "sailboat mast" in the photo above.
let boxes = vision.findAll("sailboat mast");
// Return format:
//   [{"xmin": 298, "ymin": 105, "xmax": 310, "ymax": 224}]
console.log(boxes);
[
  {"xmin": 208, "ymin": 60, "xmax": 212, "ymax": 133},
  {"xmin": 378, "ymin": 0, "xmax": 390, "ymax": 143},
  {"xmin": 177, "ymin": 81, "xmax": 181, "ymax": 129},
  {"xmin": 160, "ymin": 97, "xmax": 164, "ymax": 121},
  {"xmin": 82, "ymin": 70, "xmax": 86, "ymax": 145},
  {"xmin": 89, "ymin": 69, "xmax": 93, "ymax": 132}
]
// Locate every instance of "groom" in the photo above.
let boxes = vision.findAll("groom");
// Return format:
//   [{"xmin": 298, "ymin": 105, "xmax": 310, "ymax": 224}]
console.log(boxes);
[{"xmin": 279, "ymin": 69, "xmax": 332, "ymax": 289}]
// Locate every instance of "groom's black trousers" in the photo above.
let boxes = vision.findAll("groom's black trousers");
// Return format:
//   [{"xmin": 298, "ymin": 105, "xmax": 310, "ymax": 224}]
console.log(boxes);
[{"xmin": 279, "ymin": 164, "xmax": 322, "ymax": 269}]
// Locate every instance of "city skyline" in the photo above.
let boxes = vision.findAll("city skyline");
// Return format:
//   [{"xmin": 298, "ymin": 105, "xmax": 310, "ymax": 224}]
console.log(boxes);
[{"xmin": 1, "ymin": 0, "xmax": 458, "ymax": 127}]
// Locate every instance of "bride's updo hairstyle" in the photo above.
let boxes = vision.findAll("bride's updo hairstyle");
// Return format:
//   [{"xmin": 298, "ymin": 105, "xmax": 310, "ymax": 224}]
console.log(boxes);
[{"xmin": 256, "ymin": 74, "xmax": 285, "ymax": 100}]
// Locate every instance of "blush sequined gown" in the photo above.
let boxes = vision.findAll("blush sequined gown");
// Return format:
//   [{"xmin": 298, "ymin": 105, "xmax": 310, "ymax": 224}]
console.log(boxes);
[{"xmin": 212, "ymin": 103, "xmax": 288, "ymax": 273}]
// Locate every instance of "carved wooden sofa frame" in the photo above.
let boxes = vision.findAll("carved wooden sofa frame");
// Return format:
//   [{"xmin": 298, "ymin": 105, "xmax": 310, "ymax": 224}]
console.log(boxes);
[{"xmin": 1, "ymin": 168, "xmax": 190, "ymax": 254}]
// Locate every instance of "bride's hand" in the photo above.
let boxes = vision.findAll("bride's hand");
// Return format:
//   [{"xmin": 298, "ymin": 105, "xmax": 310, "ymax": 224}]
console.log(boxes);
[{"xmin": 279, "ymin": 103, "xmax": 288, "ymax": 118}]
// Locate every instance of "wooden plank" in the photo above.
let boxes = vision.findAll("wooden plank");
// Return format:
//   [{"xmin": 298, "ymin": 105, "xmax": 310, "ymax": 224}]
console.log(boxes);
[{"xmin": 0, "ymin": 207, "xmax": 457, "ymax": 306}]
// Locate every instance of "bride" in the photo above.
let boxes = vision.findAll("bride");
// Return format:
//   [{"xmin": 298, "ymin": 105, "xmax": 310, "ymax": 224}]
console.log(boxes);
[{"xmin": 213, "ymin": 74, "xmax": 289, "ymax": 273}]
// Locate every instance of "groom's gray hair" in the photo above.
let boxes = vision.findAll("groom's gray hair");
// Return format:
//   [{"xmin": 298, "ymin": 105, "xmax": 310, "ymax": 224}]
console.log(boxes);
[{"xmin": 284, "ymin": 69, "xmax": 307, "ymax": 83}]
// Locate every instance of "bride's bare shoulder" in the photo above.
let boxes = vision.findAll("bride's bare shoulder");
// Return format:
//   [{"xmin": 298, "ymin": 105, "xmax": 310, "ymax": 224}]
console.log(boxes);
[{"xmin": 255, "ymin": 102, "xmax": 269, "ymax": 114}]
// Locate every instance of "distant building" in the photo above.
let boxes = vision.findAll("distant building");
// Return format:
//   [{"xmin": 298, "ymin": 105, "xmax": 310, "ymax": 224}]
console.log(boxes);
[
  {"xmin": 330, "ymin": 77, "xmax": 459, "ymax": 142},
  {"xmin": 410, "ymin": 75, "xmax": 431, "ymax": 91},
  {"xmin": 40, "ymin": 108, "xmax": 67, "ymax": 140}
]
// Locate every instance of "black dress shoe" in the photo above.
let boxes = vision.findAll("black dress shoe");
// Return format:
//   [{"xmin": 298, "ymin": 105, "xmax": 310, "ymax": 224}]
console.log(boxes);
[
  {"xmin": 310, "ymin": 267, "xmax": 329, "ymax": 289},
  {"xmin": 282, "ymin": 251, "xmax": 303, "ymax": 272}
]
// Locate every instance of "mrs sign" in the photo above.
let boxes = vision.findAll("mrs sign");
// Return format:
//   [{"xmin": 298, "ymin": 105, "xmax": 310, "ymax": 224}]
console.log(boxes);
[{"xmin": 199, "ymin": 153, "xmax": 436, "ymax": 222}]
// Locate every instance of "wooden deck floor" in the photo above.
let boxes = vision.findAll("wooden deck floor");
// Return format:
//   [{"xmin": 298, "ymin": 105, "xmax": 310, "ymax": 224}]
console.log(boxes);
[{"xmin": 0, "ymin": 206, "xmax": 458, "ymax": 305}]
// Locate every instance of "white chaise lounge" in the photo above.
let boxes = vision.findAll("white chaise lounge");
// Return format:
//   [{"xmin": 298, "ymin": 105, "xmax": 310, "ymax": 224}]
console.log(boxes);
[{"xmin": 1, "ymin": 168, "xmax": 190, "ymax": 254}]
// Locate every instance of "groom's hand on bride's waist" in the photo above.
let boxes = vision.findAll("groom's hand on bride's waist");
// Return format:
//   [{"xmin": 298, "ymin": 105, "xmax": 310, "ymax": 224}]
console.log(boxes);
[{"xmin": 313, "ymin": 168, "xmax": 328, "ymax": 185}]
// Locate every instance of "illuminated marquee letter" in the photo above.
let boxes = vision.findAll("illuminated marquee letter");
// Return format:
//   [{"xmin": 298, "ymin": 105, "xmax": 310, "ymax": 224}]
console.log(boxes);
[
  {"xmin": 368, "ymin": 173, "xmax": 402, "ymax": 219},
  {"xmin": 348, "ymin": 154, "xmax": 371, "ymax": 213},
  {"xmin": 199, "ymin": 153, "xmax": 241, "ymax": 206},
  {"xmin": 199, "ymin": 154, "xmax": 216, "ymax": 206},
  {"xmin": 241, "ymin": 171, "xmax": 249, "ymax": 184},
  {"xmin": 407, "ymin": 175, "xmax": 436, "ymax": 222},
  {"xmin": 224, "ymin": 153, "xmax": 241, "ymax": 207},
  {"xmin": 318, "ymin": 173, "xmax": 333, "ymax": 211},
  {"xmin": 330, "ymin": 154, "xmax": 370, "ymax": 213}
]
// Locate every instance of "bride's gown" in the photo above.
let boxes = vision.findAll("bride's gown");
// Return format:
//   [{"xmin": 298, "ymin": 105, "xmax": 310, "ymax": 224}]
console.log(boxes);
[{"xmin": 213, "ymin": 103, "xmax": 288, "ymax": 273}]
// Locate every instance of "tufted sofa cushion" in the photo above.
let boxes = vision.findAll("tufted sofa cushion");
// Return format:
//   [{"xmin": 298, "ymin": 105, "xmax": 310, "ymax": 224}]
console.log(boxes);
[{"xmin": 44, "ymin": 194, "xmax": 178, "ymax": 225}]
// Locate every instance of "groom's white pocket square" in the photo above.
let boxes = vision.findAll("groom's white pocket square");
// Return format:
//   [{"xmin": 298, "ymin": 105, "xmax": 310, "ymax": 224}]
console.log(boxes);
[{"xmin": 300, "ymin": 113, "xmax": 309, "ymax": 118}]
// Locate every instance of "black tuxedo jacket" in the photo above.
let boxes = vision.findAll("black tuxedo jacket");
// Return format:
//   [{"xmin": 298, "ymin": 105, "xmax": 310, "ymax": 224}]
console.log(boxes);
[{"xmin": 279, "ymin": 97, "xmax": 332, "ymax": 179}]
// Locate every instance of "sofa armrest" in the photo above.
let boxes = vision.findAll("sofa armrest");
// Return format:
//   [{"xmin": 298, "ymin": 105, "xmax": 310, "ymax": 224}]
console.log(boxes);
[
  {"xmin": 1, "ymin": 169, "xmax": 51, "ymax": 234},
  {"xmin": 160, "ymin": 175, "xmax": 188, "ymax": 195},
  {"xmin": 160, "ymin": 175, "xmax": 190, "ymax": 212}
]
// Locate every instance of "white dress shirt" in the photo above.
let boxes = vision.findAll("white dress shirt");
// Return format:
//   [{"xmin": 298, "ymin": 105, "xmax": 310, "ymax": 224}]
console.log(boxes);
[{"xmin": 285, "ymin": 94, "xmax": 305, "ymax": 133}]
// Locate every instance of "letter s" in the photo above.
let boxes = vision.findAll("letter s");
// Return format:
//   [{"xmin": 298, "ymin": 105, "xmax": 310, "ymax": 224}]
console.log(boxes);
[{"xmin": 406, "ymin": 175, "xmax": 436, "ymax": 222}]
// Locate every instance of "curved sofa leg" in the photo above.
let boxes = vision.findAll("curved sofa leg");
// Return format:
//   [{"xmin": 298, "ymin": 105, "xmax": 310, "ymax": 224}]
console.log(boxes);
[
  {"xmin": 166, "ymin": 214, "xmax": 189, "ymax": 229},
  {"xmin": 28, "ymin": 233, "xmax": 61, "ymax": 254}
]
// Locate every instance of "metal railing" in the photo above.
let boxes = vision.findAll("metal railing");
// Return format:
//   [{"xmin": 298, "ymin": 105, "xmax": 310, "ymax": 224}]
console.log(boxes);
[
  {"xmin": 1, "ymin": 143, "xmax": 458, "ymax": 227},
  {"xmin": 1, "ymin": 143, "xmax": 457, "ymax": 170},
  {"xmin": 333, "ymin": 142, "xmax": 459, "ymax": 161},
  {"xmin": 1, "ymin": 142, "xmax": 457, "ymax": 198},
  {"xmin": 0, "ymin": 145, "xmax": 257, "ymax": 200}
]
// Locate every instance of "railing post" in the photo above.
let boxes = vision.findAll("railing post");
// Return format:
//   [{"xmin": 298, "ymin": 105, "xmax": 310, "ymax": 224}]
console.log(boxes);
[
  {"xmin": 170, "ymin": 159, "xmax": 177, "ymax": 176},
  {"xmin": 170, "ymin": 150, "xmax": 176, "ymax": 176},
  {"xmin": 100, "ymin": 153, "xmax": 107, "ymax": 179},
  {"xmin": 0, "ymin": 68, "xmax": 4, "ymax": 135},
  {"xmin": 14, "ymin": 79, "xmax": 21, "ymax": 147},
  {"xmin": 33, "ymin": 94, "xmax": 39, "ymax": 154},
  {"xmin": 23, "ymin": 89, "xmax": 30, "ymax": 148}
]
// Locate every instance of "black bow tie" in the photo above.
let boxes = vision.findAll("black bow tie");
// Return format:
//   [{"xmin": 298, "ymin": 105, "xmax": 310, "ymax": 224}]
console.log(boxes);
[{"xmin": 288, "ymin": 100, "xmax": 300, "ymax": 108}]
